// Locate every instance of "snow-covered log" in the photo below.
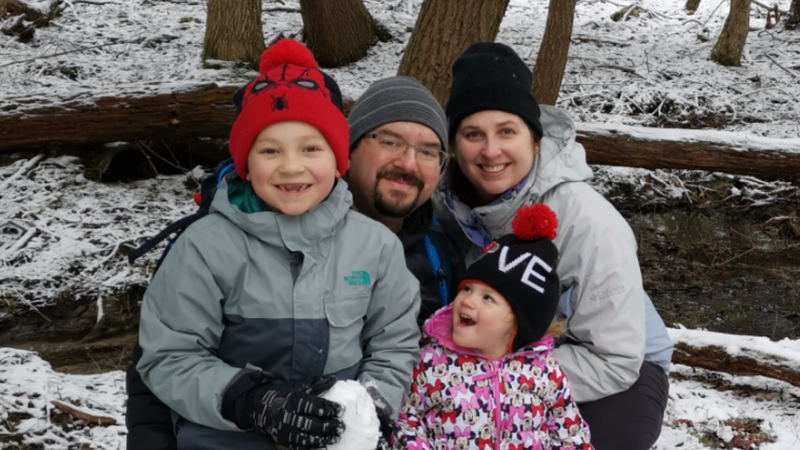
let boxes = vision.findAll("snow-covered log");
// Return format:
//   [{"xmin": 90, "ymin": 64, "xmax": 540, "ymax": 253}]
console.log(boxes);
[
  {"xmin": 669, "ymin": 328, "xmax": 800, "ymax": 389},
  {"xmin": 2, "ymin": 85, "xmax": 800, "ymax": 181},
  {"xmin": 0, "ymin": 84, "xmax": 239, "ymax": 150},
  {"xmin": 576, "ymin": 123, "xmax": 800, "ymax": 182}
]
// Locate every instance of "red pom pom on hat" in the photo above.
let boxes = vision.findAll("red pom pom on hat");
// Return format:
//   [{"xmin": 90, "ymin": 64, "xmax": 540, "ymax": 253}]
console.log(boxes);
[
  {"xmin": 511, "ymin": 204, "xmax": 558, "ymax": 241},
  {"xmin": 259, "ymin": 38, "xmax": 319, "ymax": 74}
]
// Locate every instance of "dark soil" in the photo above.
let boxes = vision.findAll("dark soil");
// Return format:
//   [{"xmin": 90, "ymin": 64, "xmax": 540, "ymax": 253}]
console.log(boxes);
[{"xmin": 600, "ymin": 170, "xmax": 800, "ymax": 341}]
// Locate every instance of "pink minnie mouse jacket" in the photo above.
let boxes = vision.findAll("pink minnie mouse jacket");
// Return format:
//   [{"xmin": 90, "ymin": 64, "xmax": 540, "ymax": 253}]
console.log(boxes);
[{"xmin": 392, "ymin": 306, "xmax": 594, "ymax": 450}]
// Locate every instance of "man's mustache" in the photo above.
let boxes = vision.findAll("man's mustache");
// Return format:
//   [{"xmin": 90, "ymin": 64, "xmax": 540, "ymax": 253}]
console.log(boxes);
[{"xmin": 377, "ymin": 170, "xmax": 424, "ymax": 190}]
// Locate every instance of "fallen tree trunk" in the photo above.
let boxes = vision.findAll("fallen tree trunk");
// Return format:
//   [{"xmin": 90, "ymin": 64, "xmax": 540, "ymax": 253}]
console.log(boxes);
[
  {"xmin": 0, "ymin": 84, "xmax": 239, "ymax": 149},
  {"xmin": 669, "ymin": 328, "xmax": 800, "ymax": 389},
  {"xmin": 2, "ymin": 85, "xmax": 800, "ymax": 181},
  {"xmin": 576, "ymin": 123, "xmax": 800, "ymax": 182},
  {"xmin": 672, "ymin": 342, "xmax": 800, "ymax": 389}
]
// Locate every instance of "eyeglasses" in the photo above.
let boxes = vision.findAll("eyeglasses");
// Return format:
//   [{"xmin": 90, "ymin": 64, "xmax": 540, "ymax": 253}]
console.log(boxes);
[{"xmin": 365, "ymin": 132, "xmax": 447, "ymax": 167}]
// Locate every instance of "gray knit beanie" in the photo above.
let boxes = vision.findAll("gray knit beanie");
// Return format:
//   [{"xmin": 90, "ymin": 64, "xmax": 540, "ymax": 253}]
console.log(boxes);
[{"xmin": 348, "ymin": 76, "xmax": 448, "ymax": 151}]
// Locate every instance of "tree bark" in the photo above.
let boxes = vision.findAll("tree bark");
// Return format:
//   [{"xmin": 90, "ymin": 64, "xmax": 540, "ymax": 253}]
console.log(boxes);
[
  {"xmin": 3, "ymin": 87, "xmax": 800, "ymax": 182},
  {"xmin": 397, "ymin": 0, "xmax": 510, "ymax": 105},
  {"xmin": 787, "ymin": 0, "xmax": 800, "ymax": 29},
  {"xmin": 0, "ymin": 85, "xmax": 355, "ymax": 152},
  {"xmin": 574, "ymin": 122, "xmax": 800, "ymax": 182},
  {"xmin": 531, "ymin": 0, "xmax": 575, "ymax": 106},
  {"xmin": 685, "ymin": 0, "xmax": 702, "ymax": 11},
  {"xmin": 202, "ymin": 0, "xmax": 265, "ymax": 67},
  {"xmin": 711, "ymin": 0, "xmax": 751, "ymax": 67},
  {"xmin": 0, "ymin": 85, "xmax": 239, "ymax": 150},
  {"xmin": 300, "ymin": 0, "xmax": 387, "ymax": 68},
  {"xmin": 673, "ymin": 342, "xmax": 800, "ymax": 389}
]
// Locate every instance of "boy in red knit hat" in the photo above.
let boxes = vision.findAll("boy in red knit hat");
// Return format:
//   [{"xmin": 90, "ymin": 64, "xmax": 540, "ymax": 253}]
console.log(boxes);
[
  {"xmin": 137, "ymin": 39, "xmax": 421, "ymax": 450},
  {"xmin": 394, "ymin": 204, "xmax": 594, "ymax": 450}
]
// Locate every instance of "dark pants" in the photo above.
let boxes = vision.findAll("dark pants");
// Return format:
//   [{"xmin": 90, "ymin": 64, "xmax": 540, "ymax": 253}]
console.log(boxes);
[
  {"xmin": 578, "ymin": 361, "xmax": 669, "ymax": 450},
  {"xmin": 126, "ymin": 342, "xmax": 177, "ymax": 450}
]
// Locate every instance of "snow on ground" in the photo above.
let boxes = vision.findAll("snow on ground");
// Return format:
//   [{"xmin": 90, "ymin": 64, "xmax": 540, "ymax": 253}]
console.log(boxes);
[
  {"xmin": 657, "ymin": 363, "xmax": 800, "ymax": 450},
  {"xmin": 0, "ymin": 155, "xmax": 197, "ymax": 316},
  {"xmin": 1, "ymin": 0, "xmax": 798, "ymax": 137},
  {"xmin": 670, "ymin": 326, "xmax": 800, "ymax": 371},
  {"xmin": 2, "ymin": 329, "xmax": 800, "ymax": 450},
  {"xmin": 0, "ymin": 347, "xmax": 127, "ymax": 449}
]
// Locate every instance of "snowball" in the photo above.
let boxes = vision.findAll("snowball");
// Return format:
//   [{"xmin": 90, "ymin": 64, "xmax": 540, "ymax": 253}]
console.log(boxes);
[{"xmin": 320, "ymin": 380, "xmax": 380, "ymax": 450}]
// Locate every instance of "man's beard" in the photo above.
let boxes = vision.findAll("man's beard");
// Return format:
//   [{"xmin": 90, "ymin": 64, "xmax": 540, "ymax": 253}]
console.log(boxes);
[{"xmin": 373, "ymin": 169, "xmax": 424, "ymax": 218}]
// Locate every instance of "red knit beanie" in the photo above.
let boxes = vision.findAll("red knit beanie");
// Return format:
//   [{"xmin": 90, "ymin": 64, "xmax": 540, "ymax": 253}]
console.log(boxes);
[{"xmin": 228, "ymin": 38, "xmax": 350, "ymax": 179}]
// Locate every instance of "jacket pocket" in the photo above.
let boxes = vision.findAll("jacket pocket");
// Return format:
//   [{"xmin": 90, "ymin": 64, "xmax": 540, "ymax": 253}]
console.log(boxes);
[
  {"xmin": 324, "ymin": 293, "xmax": 370, "ymax": 373},
  {"xmin": 324, "ymin": 293, "xmax": 370, "ymax": 327}
]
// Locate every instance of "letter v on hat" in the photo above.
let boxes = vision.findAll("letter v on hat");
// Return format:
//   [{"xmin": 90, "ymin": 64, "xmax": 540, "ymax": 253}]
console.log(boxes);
[{"xmin": 497, "ymin": 246, "xmax": 531, "ymax": 273}]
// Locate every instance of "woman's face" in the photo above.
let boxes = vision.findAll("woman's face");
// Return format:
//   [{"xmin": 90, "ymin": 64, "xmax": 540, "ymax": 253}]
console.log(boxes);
[{"xmin": 454, "ymin": 110, "xmax": 539, "ymax": 205}]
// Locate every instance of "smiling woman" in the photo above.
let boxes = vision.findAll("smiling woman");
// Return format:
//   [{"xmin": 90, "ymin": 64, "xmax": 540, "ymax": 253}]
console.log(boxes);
[
  {"xmin": 450, "ymin": 111, "xmax": 539, "ymax": 207},
  {"xmin": 432, "ymin": 41, "xmax": 674, "ymax": 450}
]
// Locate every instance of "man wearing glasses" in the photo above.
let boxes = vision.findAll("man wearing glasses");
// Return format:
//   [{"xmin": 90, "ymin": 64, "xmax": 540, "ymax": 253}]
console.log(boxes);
[{"xmin": 346, "ymin": 76, "xmax": 456, "ymax": 325}]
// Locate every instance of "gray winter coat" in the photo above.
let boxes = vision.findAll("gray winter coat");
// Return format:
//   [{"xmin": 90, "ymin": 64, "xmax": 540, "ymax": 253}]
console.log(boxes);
[
  {"xmin": 433, "ymin": 105, "xmax": 672, "ymax": 403},
  {"xmin": 137, "ymin": 177, "xmax": 421, "ymax": 449}
]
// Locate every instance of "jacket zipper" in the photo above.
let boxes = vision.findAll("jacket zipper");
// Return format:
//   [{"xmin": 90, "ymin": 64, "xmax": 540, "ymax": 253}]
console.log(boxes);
[
  {"xmin": 288, "ymin": 251, "xmax": 303, "ymax": 285},
  {"xmin": 454, "ymin": 349, "xmax": 543, "ymax": 450},
  {"xmin": 491, "ymin": 360, "xmax": 503, "ymax": 450}
]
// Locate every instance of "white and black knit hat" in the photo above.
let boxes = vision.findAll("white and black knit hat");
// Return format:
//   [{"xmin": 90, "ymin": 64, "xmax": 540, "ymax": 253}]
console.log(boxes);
[
  {"xmin": 460, "ymin": 204, "xmax": 561, "ymax": 350},
  {"xmin": 348, "ymin": 76, "xmax": 448, "ymax": 151}
]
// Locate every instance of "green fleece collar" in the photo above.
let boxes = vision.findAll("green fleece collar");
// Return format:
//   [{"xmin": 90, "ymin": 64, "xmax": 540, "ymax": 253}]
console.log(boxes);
[
  {"xmin": 226, "ymin": 176, "xmax": 268, "ymax": 214},
  {"xmin": 210, "ymin": 175, "xmax": 354, "ymax": 251}
]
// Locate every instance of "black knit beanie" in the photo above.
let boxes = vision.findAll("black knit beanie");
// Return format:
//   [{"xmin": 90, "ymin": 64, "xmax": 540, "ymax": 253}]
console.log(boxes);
[
  {"xmin": 446, "ymin": 42, "xmax": 543, "ymax": 141},
  {"xmin": 460, "ymin": 204, "xmax": 560, "ymax": 350}
]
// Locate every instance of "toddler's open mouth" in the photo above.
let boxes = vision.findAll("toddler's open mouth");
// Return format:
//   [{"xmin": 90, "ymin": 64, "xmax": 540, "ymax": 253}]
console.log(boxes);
[{"xmin": 459, "ymin": 314, "xmax": 476, "ymax": 326}]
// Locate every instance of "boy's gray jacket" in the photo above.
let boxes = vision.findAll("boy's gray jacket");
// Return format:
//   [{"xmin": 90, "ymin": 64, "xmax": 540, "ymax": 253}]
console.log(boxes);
[
  {"xmin": 137, "ymin": 178, "xmax": 421, "ymax": 449},
  {"xmin": 433, "ymin": 105, "xmax": 672, "ymax": 403}
]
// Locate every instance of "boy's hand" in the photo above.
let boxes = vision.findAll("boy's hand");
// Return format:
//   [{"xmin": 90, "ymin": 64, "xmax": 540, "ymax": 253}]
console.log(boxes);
[{"xmin": 247, "ymin": 376, "xmax": 345, "ymax": 450}]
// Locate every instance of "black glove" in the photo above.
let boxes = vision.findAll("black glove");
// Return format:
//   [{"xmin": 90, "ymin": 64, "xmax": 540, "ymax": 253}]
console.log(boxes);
[
  {"xmin": 244, "ymin": 376, "xmax": 345, "ymax": 450},
  {"xmin": 365, "ymin": 385, "xmax": 395, "ymax": 447}
]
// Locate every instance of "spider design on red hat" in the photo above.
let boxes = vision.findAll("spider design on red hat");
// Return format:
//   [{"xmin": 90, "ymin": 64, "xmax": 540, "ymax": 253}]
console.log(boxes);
[
  {"xmin": 271, "ymin": 94, "xmax": 288, "ymax": 111},
  {"xmin": 244, "ymin": 64, "xmax": 329, "ymax": 111}
]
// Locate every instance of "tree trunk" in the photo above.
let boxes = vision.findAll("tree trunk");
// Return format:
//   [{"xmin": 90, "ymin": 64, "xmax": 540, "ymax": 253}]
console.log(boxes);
[
  {"xmin": 0, "ymin": 85, "xmax": 239, "ymax": 151},
  {"xmin": 300, "ymin": 0, "xmax": 387, "ymax": 68},
  {"xmin": 673, "ymin": 342, "xmax": 800, "ymax": 389},
  {"xmin": 202, "ymin": 0, "xmax": 265, "ymax": 67},
  {"xmin": 685, "ymin": 0, "xmax": 702, "ymax": 11},
  {"xmin": 4, "ymin": 87, "xmax": 800, "ymax": 182},
  {"xmin": 397, "ymin": 0, "xmax": 510, "ymax": 105},
  {"xmin": 0, "ymin": 85, "xmax": 355, "ymax": 152},
  {"xmin": 531, "ymin": 0, "xmax": 575, "ymax": 106},
  {"xmin": 574, "ymin": 122, "xmax": 800, "ymax": 182},
  {"xmin": 711, "ymin": 0, "xmax": 751, "ymax": 67},
  {"xmin": 787, "ymin": 0, "xmax": 800, "ymax": 29}
]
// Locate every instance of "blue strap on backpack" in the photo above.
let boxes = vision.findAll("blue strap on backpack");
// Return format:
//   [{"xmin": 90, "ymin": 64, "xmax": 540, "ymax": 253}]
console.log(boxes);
[{"xmin": 424, "ymin": 218, "xmax": 449, "ymax": 307}]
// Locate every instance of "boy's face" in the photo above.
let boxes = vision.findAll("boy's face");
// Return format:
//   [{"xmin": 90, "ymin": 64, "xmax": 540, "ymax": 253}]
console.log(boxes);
[
  {"xmin": 451, "ymin": 281, "xmax": 516, "ymax": 360},
  {"xmin": 246, "ymin": 121, "xmax": 340, "ymax": 215}
]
